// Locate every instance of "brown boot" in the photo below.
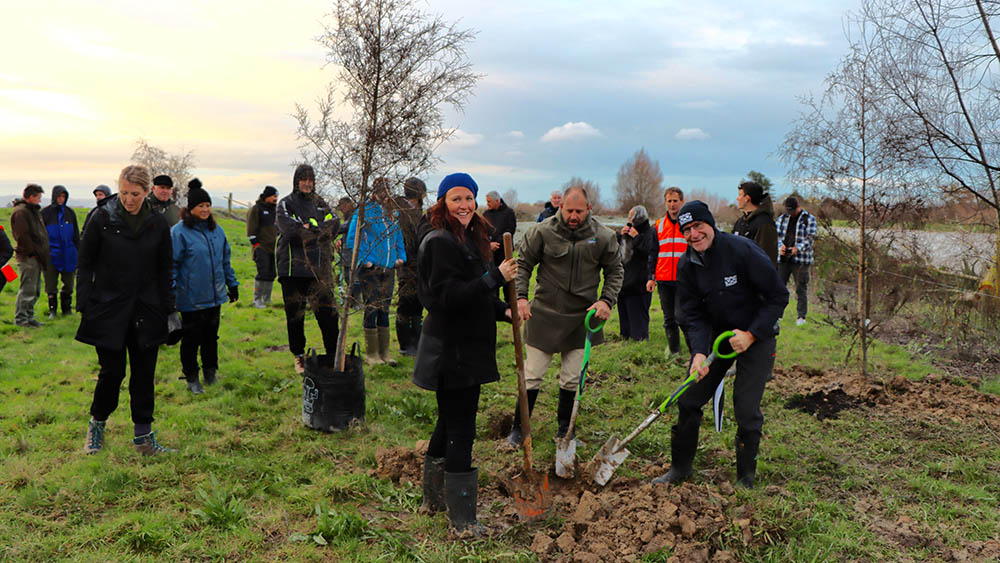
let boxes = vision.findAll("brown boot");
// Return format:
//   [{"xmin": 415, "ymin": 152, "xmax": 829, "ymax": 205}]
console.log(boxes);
[
  {"xmin": 377, "ymin": 326, "xmax": 396, "ymax": 366},
  {"xmin": 364, "ymin": 328, "xmax": 382, "ymax": 365}
]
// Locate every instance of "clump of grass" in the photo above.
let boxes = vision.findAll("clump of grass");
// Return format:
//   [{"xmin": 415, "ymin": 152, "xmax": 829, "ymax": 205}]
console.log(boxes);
[
  {"xmin": 190, "ymin": 475, "xmax": 247, "ymax": 530},
  {"xmin": 292, "ymin": 504, "xmax": 368, "ymax": 546}
]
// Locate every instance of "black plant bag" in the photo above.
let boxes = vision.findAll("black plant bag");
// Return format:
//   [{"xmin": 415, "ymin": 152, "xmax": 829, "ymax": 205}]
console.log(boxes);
[{"xmin": 301, "ymin": 344, "xmax": 365, "ymax": 432}]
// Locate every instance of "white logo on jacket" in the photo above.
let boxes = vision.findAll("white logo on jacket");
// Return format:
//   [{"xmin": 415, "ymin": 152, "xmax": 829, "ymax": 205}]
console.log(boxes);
[{"xmin": 724, "ymin": 275, "xmax": 738, "ymax": 287}]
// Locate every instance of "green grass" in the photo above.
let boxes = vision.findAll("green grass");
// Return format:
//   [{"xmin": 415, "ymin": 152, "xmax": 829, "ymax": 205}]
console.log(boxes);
[{"xmin": 1, "ymin": 207, "xmax": 997, "ymax": 560}]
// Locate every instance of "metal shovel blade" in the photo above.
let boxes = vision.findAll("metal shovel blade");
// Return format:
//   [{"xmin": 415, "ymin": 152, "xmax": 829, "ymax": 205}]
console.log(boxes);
[
  {"xmin": 554, "ymin": 436, "xmax": 577, "ymax": 478},
  {"xmin": 591, "ymin": 436, "xmax": 630, "ymax": 486},
  {"xmin": 509, "ymin": 470, "xmax": 551, "ymax": 520}
]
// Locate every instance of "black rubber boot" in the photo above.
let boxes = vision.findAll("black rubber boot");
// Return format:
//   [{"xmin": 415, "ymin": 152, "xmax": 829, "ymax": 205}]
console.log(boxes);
[
  {"xmin": 203, "ymin": 368, "xmax": 217, "ymax": 386},
  {"xmin": 61, "ymin": 293, "xmax": 72, "ymax": 315},
  {"xmin": 652, "ymin": 423, "xmax": 699, "ymax": 485},
  {"xmin": 444, "ymin": 468, "xmax": 485, "ymax": 536},
  {"xmin": 47, "ymin": 294, "xmax": 58, "ymax": 320},
  {"xmin": 419, "ymin": 455, "xmax": 446, "ymax": 514},
  {"xmin": 736, "ymin": 430, "xmax": 761, "ymax": 488},
  {"xmin": 506, "ymin": 389, "xmax": 539, "ymax": 447},
  {"xmin": 555, "ymin": 388, "xmax": 576, "ymax": 439},
  {"xmin": 184, "ymin": 370, "xmax": 204, "ymax": 395},
  {"xmin": 396, "ymin": 315, "xmax": 412, "ymax": 356},
  {"xmin": 666, "ymin": 325, "xmax": 680, "ymax": 355}
]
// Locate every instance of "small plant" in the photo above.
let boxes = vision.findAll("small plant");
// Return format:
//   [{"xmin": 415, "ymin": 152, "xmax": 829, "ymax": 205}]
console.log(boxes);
[
  {"xmin": 191, "ymin": 475, "xmax": 247, "ymax": 530},
  {"xmin": 296, "ymin": 504, "xmax": 368, "ymax": 545},
  {"xmin": 396, "ymin": 394, "xmax": 436, "ymax": 425},
  {"xmin": 368, "ymin": 479, "xmax": 421, "ymax": 512}
]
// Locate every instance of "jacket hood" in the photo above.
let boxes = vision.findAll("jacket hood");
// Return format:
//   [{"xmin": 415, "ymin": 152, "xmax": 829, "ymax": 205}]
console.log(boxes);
[
  {"xmin": 746, "ymin": 194, "xmax": 775, "ymax": 221},
  {"xmin": 51, "ymin": 185, "xmax": 69, "ymax": 204},
  {"xmin": 12, "ymin": 198, "xmax": 39, "ymax": 210}
]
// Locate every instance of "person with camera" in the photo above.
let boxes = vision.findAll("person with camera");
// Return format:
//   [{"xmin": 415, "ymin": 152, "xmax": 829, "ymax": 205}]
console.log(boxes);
[{"xmin": 618, "ymin": 205, "xmax": 657, "ymax": 341}]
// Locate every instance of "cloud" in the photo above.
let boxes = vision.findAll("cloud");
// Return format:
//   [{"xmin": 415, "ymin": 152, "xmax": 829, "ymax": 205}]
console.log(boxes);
[
  {"xmin": 676, "ymin": 99, "xmax": 720, "ymax": 110},
  {"xmin": 541, "ymin": 121, "xmax": 601, "ymax": 142},
  {"xmin": 507, "ymin": 130, "xmax": 525, "ymax": 139},
  {"xmin": 441, "ymin": 129, "xmax": 484, "ymax": 150},
  {"xmin": 675, "ymin": 128, "xmax": 710, "ymax": 141}
]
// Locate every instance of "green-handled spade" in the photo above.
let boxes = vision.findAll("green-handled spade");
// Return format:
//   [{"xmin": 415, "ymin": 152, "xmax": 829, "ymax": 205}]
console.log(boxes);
[
  {"xmin": 590, "ymin": 331, "xmax": 738, "ymax": 486},
  {"xmin": 554, "ymin": 309, "xmax": 605, "ymax": 479}
]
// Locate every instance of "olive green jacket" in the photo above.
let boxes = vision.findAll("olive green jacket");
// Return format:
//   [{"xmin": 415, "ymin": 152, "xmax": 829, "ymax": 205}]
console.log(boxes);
[{"xmin": 516, "ymin": 213, "xmax": 623, "ymax": 353}]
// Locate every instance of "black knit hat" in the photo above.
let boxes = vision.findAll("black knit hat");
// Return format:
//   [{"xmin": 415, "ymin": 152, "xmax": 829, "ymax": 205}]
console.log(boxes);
[
  {"xmin": 261, "ymin": 185, "xmax": 278, "ymax": 198},
  {"xmin": 153, "ymin": 175, "xmax": 173, "ymax": 188},
  {"xmin": 677, "ymin": 200, "xmax": 716, "ymax": 232},
  {"xmin": 186, "ymin": 178, "xmax": 211, "ymax": 208}
]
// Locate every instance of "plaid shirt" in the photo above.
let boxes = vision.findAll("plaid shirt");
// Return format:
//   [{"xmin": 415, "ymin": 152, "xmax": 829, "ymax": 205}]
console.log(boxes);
[{"xmin": 776, "ymin": 210, "xmax": 817, "ymax": 265}]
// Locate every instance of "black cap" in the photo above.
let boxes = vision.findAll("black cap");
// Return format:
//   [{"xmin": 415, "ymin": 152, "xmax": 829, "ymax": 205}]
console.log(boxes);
[
  {"xmin": 153, "ymin": 175, "xmax": 174, "ymax": 188},
  {"xmin": 784, "ymin": 197, "xmax": 799, "ymax": 211},
  {"xmin": 677, "ymin": 200, "xmax": 716, "ymax": 232},
  {"xmin": 261, "ymin": 185, "xmax": 278, "ymax": 198}
]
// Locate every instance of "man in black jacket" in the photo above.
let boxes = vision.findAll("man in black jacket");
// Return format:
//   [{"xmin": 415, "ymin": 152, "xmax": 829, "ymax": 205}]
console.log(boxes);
[
  {"xmin": 395, "ymin": 177, "xmax": 427, "ymax": 356},
  {"xmin": 483, "ymin": 191, "xmax": 517, "ymax": 301},
  {"xmin": 732, "ymin": 181, "xmax": 778, "ymax": 268},
  {"xmin": 275, "ymin": 164, "xmax": 340, "ymax": 374},
  {"xmin": 0, "ymin": 224, "xmax": 14, "ymax": 294},
  {"xmin": 247, "ymin": 185, "xmax": 279, "ymax": 308},
  {"xmin": 652, "ymin": 201, "xmax": 788, "ymax": 488}
]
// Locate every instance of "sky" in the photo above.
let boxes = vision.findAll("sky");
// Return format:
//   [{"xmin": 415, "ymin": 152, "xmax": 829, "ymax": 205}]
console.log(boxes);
[{"xmin": 0, "ymin": 0, "xmax": 861, "ymax": 207}]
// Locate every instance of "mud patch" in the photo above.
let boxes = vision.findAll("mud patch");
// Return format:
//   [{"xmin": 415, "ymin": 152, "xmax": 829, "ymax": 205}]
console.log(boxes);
[
  {"xmin": 485, "ymin": 411, "xmax": 514, "ymax": 441},
  {"xmin": 372, "ymin": 441, "xmax": 428, "ymax": 486},
  {"xmin": 784, "ymin": 388, "xmax": 859, "ymax": 420},
  {"xmin": 264, "ymin": 344, "xmax": 289, "ymax": 352}
]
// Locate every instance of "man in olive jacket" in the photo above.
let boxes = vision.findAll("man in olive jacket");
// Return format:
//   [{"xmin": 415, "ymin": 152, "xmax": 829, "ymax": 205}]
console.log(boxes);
[
  {"xmin": 506, "ymin": 186, "xmax": 623, "ymax": 446},
  {"xmin": 11, "ymin": 184, "xmax": 50, "ymax": 327}
]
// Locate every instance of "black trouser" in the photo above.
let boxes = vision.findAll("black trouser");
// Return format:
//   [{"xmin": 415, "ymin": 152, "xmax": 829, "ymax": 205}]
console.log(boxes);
[
  {"xmin": 44, "ymin": 265, "xmax": 74, "ymax": 301},
  {"xmin": 396, "ymin": 265, "xmax": 422, "ymax": 318},
  {"xmin": 90, "ymin": 329, "xmax": 159, "ymax": 424},
  {"xmin": 279, "ymin": 277, "xmax": 340, "ymax": 356},
  {"xmin": 777, "ymin": 262, "xmax": 810, "ymax": 319},
  {"xmin": 656, "ymin": 282, "xmax": 682, "ymax": 335},
  {"xmin": 619, "ymin": 292, "xmax": 652, "ymax": 341},
  {"xmin": 253, "ymin": 247, "xmax": 276, "ymax": 282},
  {"xmin": 427, "ymin": 385, "xmax": 481, "ymax": 473},
  {"xmin": 180, "ymin": 306, "xmax": 221, "ymax": 374},
  {"xmin": 675, "ymin": 336, "xmax": 776, "ymax": 442},
  {"xmin": 359, "ymin": 266, "xmax": 394, "ymax": 329}
]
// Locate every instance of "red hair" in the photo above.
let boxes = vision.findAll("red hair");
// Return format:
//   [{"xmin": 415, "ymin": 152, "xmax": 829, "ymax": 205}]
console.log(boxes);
[{"xmin": 427, "ymin": 200, "xmax": 493, "ymax": 261}]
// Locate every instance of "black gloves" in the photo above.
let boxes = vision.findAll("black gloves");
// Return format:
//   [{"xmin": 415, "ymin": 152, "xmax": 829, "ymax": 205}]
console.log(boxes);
[{"xmin": 228, "ymin": 285, "xmax": 239, "ymax": 303}]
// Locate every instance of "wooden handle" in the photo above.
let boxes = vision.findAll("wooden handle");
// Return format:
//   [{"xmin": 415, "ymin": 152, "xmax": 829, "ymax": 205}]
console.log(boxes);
[{"xmin": 504, "ymin": 233, "xmax": 534, "ymax": 471}]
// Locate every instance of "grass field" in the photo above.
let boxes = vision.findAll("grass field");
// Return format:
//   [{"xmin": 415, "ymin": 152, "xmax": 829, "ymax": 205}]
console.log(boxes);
[{"xmin": 1, "ymin": 208, "xmax": 997, "ymax": 561}]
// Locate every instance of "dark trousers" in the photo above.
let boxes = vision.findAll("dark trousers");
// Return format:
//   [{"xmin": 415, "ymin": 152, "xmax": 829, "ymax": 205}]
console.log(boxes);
[
  {"xmin": 180, "ymin": 306, "xmax": 221, "ymax": 374},
  {"xmin": 90, "ymin": 329, "xmax": 159, "ymax": 424},
  {"xmin": 44, "ymin": 265, "xmax": 74, "ymax": 299},
  {"xmin": 619, "ymin": 292, "xmax": 652, "ymax": 341},
  {"xmin": 675, "ymin": 337, "xmax": 776, "ymax": 442},
  {"xmin": 253, "ymin": 248, "xmax": 276, "ymax": 282},
  {"xmin": 427, "ymin": 385, "xmax": 481, "ymax": 473},
  {"xmin": 280, "ymin": 277, "xmax": 340, "ymax": 356},
  {"xmin": 778, "ymin": 262, "xmax": 810, "ymax": 319},
  {"xmin": 359, "ymin": 266, "xmax": 394, "ymax": 329}
]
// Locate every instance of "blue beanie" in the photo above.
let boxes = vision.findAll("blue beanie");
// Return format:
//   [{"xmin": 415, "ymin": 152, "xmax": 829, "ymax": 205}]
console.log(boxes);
[{"xmin": 436, "ymin": 173, "xmax": 478, "ymax": 200}]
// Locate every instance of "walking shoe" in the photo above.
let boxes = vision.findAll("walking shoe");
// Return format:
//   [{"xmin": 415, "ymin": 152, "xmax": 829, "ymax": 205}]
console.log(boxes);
[
  {"xmin": 85, "ymin": 419, "xmax": 106, "ymax": 454},
  {"xmin": 27, "ymin": 319, "xmax": 45, "ymax": 327},
  {"xmin": 294, "ymin": 354, "xmax": 306, "ymax": 374},
  {"xmin": 187, "ymin": 380, "xmax": 205, "ymax": 394},
  {"xmin": 795, "ymin": 318, "xmax": 806, "ymax": 326},
  {"xmin": 132, "ymin": 431, "xmax": 175, "ymax": 455}
]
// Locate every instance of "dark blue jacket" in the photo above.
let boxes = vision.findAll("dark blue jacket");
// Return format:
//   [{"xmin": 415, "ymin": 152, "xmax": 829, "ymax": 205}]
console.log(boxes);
[
  {"xmin": 676, "ymin": 230, "xmax": 788, "ymax": 356},
  {"xmin": 41, "ymin": 185, "xmax": 80, "ymax": 272},
  {"xmin": 171, "ymin": 219, "xmax": 238, "ymax": 313}
]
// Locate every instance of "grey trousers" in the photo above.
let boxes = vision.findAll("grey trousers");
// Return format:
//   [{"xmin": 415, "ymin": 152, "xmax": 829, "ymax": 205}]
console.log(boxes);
[
  {"xmin": 777, "ymin": 262, "xmax": 810, "ymax": 319},
  {"xmin": 14, "ymin": 257, "xmax": 43, "ymax": 323}
]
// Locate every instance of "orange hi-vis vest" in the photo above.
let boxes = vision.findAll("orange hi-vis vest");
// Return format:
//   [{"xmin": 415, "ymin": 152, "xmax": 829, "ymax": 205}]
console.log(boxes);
[{"xmin": 654, "ymin": 214, "xmax": 686, "ymax": 282}]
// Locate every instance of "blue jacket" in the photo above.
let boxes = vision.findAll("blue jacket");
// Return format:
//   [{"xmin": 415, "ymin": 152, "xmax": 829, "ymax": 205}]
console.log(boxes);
[
  {"xmin": 345, "ymin": 200, "xmax": 406, "ymax": 268},
  {"xmin": 171, "ymin": 219, "xmax": 238, "ymax": 313},
  {"xmin": 41, "ymin": 186, "xmax": 80, "ymax": 272}
]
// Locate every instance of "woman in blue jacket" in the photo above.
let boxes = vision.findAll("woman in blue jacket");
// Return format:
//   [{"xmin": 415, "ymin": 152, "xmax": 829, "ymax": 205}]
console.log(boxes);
[{"xmin": 171, "ymin": 179, "xmax": 238, "ymax": 394}]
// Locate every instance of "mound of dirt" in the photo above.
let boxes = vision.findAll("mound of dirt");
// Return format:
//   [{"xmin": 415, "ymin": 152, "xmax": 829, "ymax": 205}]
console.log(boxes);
[
  {"xmin": 372, "ymin": 441, "xmax": 428, "ymax": 486},
  {"xmin": 784, "ymin": 388, "xmax": 859, "ymax": 420}
]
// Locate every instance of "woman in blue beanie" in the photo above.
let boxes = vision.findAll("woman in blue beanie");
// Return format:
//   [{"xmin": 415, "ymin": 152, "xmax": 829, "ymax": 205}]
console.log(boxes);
[{"xmin": 411, "ymin": 173, "xmax": 516, "ymax": 535}]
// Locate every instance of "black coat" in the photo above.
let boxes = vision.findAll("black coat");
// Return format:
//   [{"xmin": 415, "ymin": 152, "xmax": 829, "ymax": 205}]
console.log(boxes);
[
  {"xmin": 731, "ymin": 195, "xmax": 779, "ymax": 268},
  {"xmin": 275, "ymin": 190, "xmax": 339, "ymax": 279},
  {"xmin": 483, "ymin": 200, "xmax": 517, "ymax": 266},
  {"xmin": 619, "ymin": 219, "xmax": 657, "ymax": 297},
  {"xmin": 676, "ymin": 231, "xmax": 788, "ymax": 356},
  {"xmin": 412, "ymin": 226, "xmax": 509, "ymax": 391},
  {"xmin": 0, "ymin": 225, "xmax": 13, "ymax": 293},
  {"xmin": 75, "ymin": 196, "xmax": 174, "ymax": 351}
]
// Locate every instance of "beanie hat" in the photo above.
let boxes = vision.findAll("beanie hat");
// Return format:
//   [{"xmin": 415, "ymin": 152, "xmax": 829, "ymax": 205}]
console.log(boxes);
[
  {"xmin": 186, "ymin": 178, "xmax": 211, "ymax": 208},
  {"xmin": 677, "ymin": 200, "xmax": 716, "ymax": 232},
  {"xmin": 739, "ymin": 181, "xmax": 765, "ymax": 205},
  {"xmin": 152, "ymin": 175, "xmax": 173, "ymax": 188},
  {"xmin": 436, "ymin": 173, "xmax": 478, "ymax": 200},
  {"xmin": 261, "ymin": 185, "xmax": 278, "ymax": 198},
  {"xmin": 403, "ymin": 177, "xmax": 427, "ymax": 199},
  {"xmin": 94, "ymin": 185, "xmax": 112, "ymax": 197}
]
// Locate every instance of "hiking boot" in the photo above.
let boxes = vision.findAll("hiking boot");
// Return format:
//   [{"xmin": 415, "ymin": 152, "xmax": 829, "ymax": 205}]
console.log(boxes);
[
  {"xmin": 419, "ymin": 455, "xmax": 447, "ymax": 514},
  {"xmin": 444, "ymin": 468, "xmax": 485, "ymax": 536},
  {"xmin": 132, "ymin": 431, "xmax": 175, "ymax": 455},
  {"xmin": 294, "ymin": 354, "xmax": 306, "ymax": 374},
  {"xmin": 184, "ymin": 370, "xmax": 204, "ymax": 394},
  {"xmin": 61, "ymin": 294, "xmax": 72, "ymax": 315},
  {"xmin": 377, "ymin": 326, "xmax": 396, "ymax": 366},
  {"xmin": 364, "ymin": 328, "xmax": 382, "ymax": 365},
  {"xmin": 85, "ymin": 418, "xmax": 106, "ymax": 454},
  {"xmin": 505, "ymin": 389, "xmax": 539, "ymax": 448},
  {"xmin": 47, "ymin": 294, "xmax": 58, "ymax": 319},
  {"xmin": 736, "ymin": 431, "xmax": 761, "ymax": 488},
  {"xmin": 652, "ymin": 424, "xmax": 699, "ymax": 485},
  {"xmin": 203, "ymin": 368, "xmax": 217, "ymax": 386}
]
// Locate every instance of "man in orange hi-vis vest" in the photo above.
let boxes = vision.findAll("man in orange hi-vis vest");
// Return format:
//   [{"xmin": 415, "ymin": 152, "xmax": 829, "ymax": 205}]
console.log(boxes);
[{"xmin": 645, "ymin": 186, "xmax": 687, "ymax": 358}]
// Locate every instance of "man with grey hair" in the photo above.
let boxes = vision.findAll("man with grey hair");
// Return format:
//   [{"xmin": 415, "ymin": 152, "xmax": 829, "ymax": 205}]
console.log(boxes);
[
  {"xmin": 483, "ymin": 190, "xmax": 517, "ymax": 302},
  {"xmin": 507, "ymin": 185, "xmax": 623, "ymax": 446},
  {"xmin": 536, "ymin": 190, "xmax": 562, "ymax": 222}
]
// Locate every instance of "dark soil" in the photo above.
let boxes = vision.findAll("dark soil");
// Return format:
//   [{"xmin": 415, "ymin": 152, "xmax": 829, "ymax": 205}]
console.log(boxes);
[{"xmin": 783, "ymin": 388, "xmax": 860, "ymax": 420}]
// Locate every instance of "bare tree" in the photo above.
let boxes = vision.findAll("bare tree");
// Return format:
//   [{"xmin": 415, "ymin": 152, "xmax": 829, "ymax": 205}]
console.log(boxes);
[
  {"xmin": 130, "ymin": 139, "xmax": 196, "ymax": 201},
  {"xmin": 562, "ymin": 176, "xmax": 607, "ymax": 215},
  {"xmin": 780, "ymin": 21, "xmax": 927, "ymax": 375},
  {"xmin": 861, "ymin": 0, "xmax": 1000, "ymax": 277},
  {"xmin": 294, "ymin": 0, "xmax": 479, "ymax": 369},
  {"xmin": 614, "ymin": 148, "xmax": 663, "ymax": 216},
  {"xmin": 500, "ymin": 188, "xmax": 519, "ymax": 208}
]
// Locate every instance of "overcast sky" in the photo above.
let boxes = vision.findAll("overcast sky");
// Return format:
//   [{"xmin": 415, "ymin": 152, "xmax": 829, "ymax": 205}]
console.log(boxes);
[{"xmin": 0, "ymin": 0, "xmax": 860, "ymax": 206}]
